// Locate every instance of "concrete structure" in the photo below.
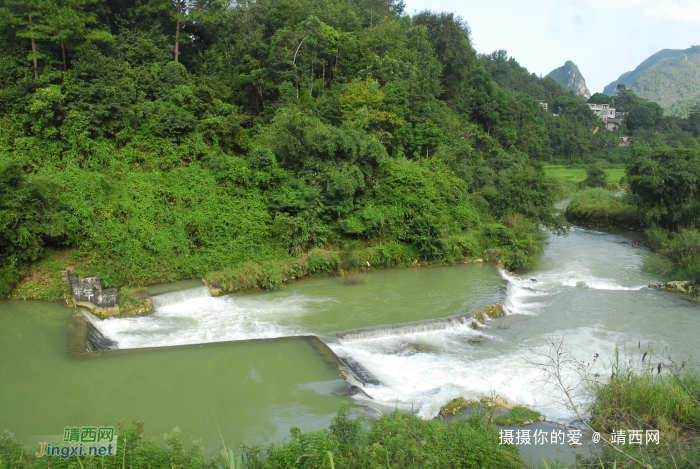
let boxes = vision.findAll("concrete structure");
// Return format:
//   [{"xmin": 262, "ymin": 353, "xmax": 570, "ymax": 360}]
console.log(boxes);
[
  {"xmin": 619, "ymin": 136, "xmax": 632, "ymax": 146},
  {"xmin": 69, "ymin": 274, "xmax": 119, "ymax": 316},
  {"xmin": 588, "ymin": 103, "xmax": 616, "ymax": 120},
  {"xmin": 606, "ymin": 117, "xmax": 624, "ymax": 131},
  {"xmin": 537, "ymin": 101, "xmax": 549, "ymax": 110}
]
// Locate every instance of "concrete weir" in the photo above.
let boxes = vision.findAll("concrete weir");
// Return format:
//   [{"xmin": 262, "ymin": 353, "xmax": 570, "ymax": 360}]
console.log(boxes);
[
  {"xmin": 337, "ymin": 312, "xmax": 478, "ymax": 343},
  {"xmin": 65, "ymin": 313, "xmax": 379, "ymax": 384},
  {"xmin": 66, "ymin": 280, "xmax": 384, "ymax": 392}
]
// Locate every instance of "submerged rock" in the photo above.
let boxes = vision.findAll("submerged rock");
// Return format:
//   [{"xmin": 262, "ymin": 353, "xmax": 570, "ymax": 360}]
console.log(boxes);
[
  {"xmin": 463, "ymin": 303, "xmax": 506, "ymax": 329},
  {"xmin": 394, "ymin": 343, "xmax": 436, "ymax": 355}
]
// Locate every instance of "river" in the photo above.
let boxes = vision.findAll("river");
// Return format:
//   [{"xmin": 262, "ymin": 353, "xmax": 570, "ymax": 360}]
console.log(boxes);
[{"xmin": 1, "ymin": 225, "xmax": 698, "ymax": 454}]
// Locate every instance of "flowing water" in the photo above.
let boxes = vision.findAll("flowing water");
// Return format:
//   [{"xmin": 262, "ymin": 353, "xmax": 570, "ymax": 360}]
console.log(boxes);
[{"xmin": 2, "ymin": 226, "xmax": 699, "ymax": 455}]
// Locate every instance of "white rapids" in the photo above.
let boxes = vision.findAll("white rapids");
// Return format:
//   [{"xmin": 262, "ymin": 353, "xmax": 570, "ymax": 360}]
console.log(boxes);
[{"xmin": 90, "ymin": 226, "xmax": 700, "ymax": 425}]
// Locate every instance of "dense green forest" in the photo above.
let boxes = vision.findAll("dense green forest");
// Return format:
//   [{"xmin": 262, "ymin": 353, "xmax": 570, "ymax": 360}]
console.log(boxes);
[{"xmin": 0, "ymin": 0, "xmax": 623, "ymax": 298}]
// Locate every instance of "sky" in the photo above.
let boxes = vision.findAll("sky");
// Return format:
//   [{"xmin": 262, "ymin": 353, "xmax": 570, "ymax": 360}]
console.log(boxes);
[{"xmin": 402, "ymin": 0, "xmax": 700, "ymax": 94}]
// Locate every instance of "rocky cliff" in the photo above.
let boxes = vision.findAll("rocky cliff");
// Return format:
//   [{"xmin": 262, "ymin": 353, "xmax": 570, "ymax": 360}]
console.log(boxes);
[{"xmin": 546, "ymin": 61, "xmax": 591, "ymax": 98}]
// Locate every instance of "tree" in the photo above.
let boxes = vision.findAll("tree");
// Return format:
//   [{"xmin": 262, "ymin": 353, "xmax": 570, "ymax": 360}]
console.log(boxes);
[
  {"xmin": 174, "ymin": 0, "xmax": 183, "ymax": 61},
  {"xmin": 613, "ymin": 84, "xmax": 643, "ymax": 113},
  {"xmin": 643, "ymin": 101, "xmax": 663, "ymax": 126},
  {"xmin": 3, "ymin": 0, "xmax": 47, "ymax": 79},
  {"xmin": 41, "ymin": 0, "xmax": 112, "ymax": 71},
  {"xmin": 552, "ymin": 95, "xmax": 597, "ymax": 124},
  {"xmin": 0, "ymin": 157, "xmax": 69, "ymax": 294},
  {"xmin": 588, "ymin": 92, "xmax": 613, "ymax": 105},
  {"xmin": 413, "ymin": 11, "xmax": 475, "ymax": 106},
  {"xmin": 467, "ymin": 67, "xmax": 507, "ymax": 135},
  {"xmin": 625, "ymin": 145, "xmax": 700, "ymax": 231},
  {"xmin": 689, "ymin": 105, "xmax": 700, "ymax": 137},
  {"xmin": 582, "ymin": 163, "xmax": 607, "ymax": 188},
  {"xmin": 626, "ymin": 105, "xmax": 655, "ymax": 131}
]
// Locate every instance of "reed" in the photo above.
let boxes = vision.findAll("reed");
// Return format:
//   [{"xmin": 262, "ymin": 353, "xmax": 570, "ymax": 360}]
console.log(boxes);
[{"xmin": 337, "ymin": 270, "xmax": 366, "ymax": 286}]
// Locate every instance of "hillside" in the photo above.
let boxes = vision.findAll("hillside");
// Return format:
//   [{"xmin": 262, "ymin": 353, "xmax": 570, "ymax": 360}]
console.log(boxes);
[
  {"xmin": 545, "ymin": 60, "xmax": 591, "ymax": 98},
  {"xmin": 603, "ymin": 45, "xmax": 700, "ymax": 116},
  {"xmin": 0, "ymin": 0, "xmax": 605, "ymax": 298}
]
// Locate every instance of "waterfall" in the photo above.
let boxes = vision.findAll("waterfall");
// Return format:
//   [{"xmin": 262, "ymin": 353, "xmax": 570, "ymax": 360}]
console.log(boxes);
[
  {"xmin": 152, "ymin": 286, "xmax": 211, "ymax": 309},
  {"xmin": 85, "ymin": 321, "xmax": 118, "ymax": 352},
  {"xmin": 336, "ymin": 313, "xmax": 479, "ymax": 343}
]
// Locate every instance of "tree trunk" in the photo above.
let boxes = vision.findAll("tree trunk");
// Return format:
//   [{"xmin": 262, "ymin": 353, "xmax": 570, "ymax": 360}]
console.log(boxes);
[
  {"xmin": 60, "ymin": 38, "xmax": 67, "ymax": 71},
  {"xmin": 174, "ymin": 0, "xmax": 180, "ymax": 62},
  {"xmin": 28, "ymin": 11, "xmax": 38, "ymax": 79}
]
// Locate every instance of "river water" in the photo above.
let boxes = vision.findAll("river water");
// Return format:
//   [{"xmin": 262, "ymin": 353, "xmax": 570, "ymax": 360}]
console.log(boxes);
[{"xmin": 2, "ymin": 226, "xmax": 698, "ymax": 451}]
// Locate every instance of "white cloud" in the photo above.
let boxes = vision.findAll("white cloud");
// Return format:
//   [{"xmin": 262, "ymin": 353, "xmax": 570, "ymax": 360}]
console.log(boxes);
[
  {"xmin": 643, "ymin": 1, "xmax": 700, "ymax": 23},
  {"xmin": 588, "ymin": 0, "xmax": 700, "ymax": 24}
]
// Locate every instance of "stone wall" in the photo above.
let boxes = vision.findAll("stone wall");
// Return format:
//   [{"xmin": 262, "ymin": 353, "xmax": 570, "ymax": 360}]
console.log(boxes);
[{"xmin": 68, "ymin": 274, "xmax": 120, "ymax": 316}]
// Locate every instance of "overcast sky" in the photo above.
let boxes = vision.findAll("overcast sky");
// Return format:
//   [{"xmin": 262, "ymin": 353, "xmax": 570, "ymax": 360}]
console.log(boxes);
[{"xmin": 403, "ymin": 0, "xmax": 700, "ymax": 94}]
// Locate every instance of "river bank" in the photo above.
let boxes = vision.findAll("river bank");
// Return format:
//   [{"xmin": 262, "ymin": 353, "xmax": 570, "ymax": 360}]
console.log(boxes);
[
  {"xmin": 563, "ymin": 187, "xmax": 700, "ymax": 301},
  {"xmin": 9, "ymin": 241, "xmax": 510, "ymax": 319}
]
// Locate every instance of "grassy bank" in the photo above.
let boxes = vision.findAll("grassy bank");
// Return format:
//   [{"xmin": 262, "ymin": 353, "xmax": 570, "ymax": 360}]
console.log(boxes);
[
  {"xmin": 0, "ymin": 405, "xmax": 524, "ymax": 469},
  {"xmin": 564, "ymin": 188, "xmax": 642, "ymax": 231},
  {"xmin": 9, "ymin": 210, "xmax": 546, "ymax": 302},
  {"xmin": 550, "ymin": 350, "xmax": 700, "ymax": 469}
]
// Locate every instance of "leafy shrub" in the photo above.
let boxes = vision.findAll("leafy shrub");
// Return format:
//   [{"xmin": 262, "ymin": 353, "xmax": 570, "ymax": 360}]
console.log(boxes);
[{"xmin": 582, "ymin": 163, "xmax": 607, "ymax": 188}]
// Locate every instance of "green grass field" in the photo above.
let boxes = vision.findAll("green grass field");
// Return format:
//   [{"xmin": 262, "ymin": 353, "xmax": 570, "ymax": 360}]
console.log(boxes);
[{"xmin": 544, "ymin": 165, "xmax": 626, "ymax": 185}]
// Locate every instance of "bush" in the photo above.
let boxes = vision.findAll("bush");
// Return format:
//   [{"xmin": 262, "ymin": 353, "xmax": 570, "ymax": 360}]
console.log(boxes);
[
  {"xmin": 243, "ymin": 405, "xmax": 524, "ymax": 468},
  {"xmin": 582, "ymin": 163, "xmax": 608, "ymax": 188}
]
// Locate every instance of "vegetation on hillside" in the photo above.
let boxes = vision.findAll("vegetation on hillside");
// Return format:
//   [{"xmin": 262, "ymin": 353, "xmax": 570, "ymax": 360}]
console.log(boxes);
[
  {"xmin": 0, "ymin": 0, "xmax": 613, "ymax": 297},
  {"xmin": 479, "ymin": 51, "xmax": 616, "ymax": 164},
  {"xmin": 602, "ymin": 45, "xmax": 700, "ymax": 117}
]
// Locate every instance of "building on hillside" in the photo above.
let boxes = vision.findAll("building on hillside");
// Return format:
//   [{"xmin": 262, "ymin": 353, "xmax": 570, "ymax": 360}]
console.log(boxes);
[
  {"xmin": 537, "ymin": 101, "xmax": 549, "ymax": 110},
  {"xmin": 619, "ymin": 137, "xmax": 632, "ymax": 146},
  {"xmin": 588, "ymin": 103, "xmax": 616, "ymax": 120},
  {"xmin": 606, "ymin": 117, "xmax": 624, "ymax": 131},
  {"xmin": 588, "ymin": 103, "xmax": 626, "ymax": 129}
]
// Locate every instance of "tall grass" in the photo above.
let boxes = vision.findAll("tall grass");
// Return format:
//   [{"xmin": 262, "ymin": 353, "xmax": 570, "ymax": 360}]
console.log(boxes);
[
  {"xmin": 588, "ymin": 348, "xmax": 700, "ymax": 435},
  {"xmin": 662, "ymin": 229, "xmax": 700, "ymax": 279},
  {"xmin": 644, "ymin": 227, "xmax": 700, "ymax": 280},
  {"xmin": 0, "ymin": 406, "xmax": 525, "ymax": 469}
]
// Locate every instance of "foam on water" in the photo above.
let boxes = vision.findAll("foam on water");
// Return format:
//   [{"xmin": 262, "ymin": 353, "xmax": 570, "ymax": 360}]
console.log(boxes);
[
  {"xmin": 330, "ymin": 325, "xmax": 622, "ymax": 422},
  {"xmin": 98, "ymin": 292, "xmax": 335, "ymax": 349}
]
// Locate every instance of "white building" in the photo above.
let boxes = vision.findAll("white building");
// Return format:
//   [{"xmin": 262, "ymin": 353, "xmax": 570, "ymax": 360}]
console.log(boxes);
[{"xmin": 588, "ymin": 103, "xmax": 616, "ymax": 120}]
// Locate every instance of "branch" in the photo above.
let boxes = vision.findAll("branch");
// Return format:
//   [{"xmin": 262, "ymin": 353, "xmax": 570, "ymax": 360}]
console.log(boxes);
[
  {"xmin": 292, "ymin": 34, "xmax": 309, "ymax": 68},
  {"xmin": 526, "ymin": 336, "xmax": 654, "ymax": 469}
]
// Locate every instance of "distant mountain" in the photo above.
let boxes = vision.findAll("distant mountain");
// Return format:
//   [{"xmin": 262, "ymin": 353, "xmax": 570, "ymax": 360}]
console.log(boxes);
[
  {"xmin": 603, "ymin": 45, "xmax": 700, "ymax": 117},
  {"xmin": 545, "ymin": 61, "xmax": 591, "ymax": 98}
]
